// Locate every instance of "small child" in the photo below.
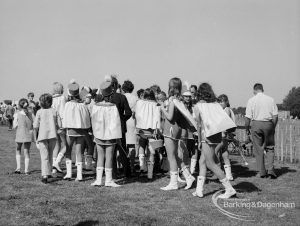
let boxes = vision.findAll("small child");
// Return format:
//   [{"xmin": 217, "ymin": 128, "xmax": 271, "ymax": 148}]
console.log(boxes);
[
  {"xmin": 5, "ymin": 101, "xmax": 15, "ymax": 131},
  {"xmin": 33, "ymin": 94, "xmax": 61, "ymax": 184},
  {"xmin": 135, "ymin": 88, "xmax": 161, "ymax": 179},
  {"xmin": 51, "ymin": 82, "xmax": 67, "ymax": 173},
  {"xmin": 13, "ymin": 98, "xmax": 34, "ymax": 174},
  {"xmin": 91, "ymin": 81, "xmax": 122, "ymax": 187},
  {"xmin": 63, "ymin": 80, "xmax": 91, "ymax": 181}
]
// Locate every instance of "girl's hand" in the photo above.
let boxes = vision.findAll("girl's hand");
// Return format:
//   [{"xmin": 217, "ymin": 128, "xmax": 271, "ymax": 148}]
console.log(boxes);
[{"xmin": 36, "ymin": 142, "xmax": 40, "ymax": 150}]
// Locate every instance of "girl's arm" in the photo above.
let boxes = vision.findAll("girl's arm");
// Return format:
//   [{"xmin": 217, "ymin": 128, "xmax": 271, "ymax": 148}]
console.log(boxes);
[
  {"xmin": 194, "ymin": 107, "xmax": 202, "ymax": 149},
  {"xmin": 161, "ymin": 99, "xmax": 175, "ymax": 121},
  {"xmin": 13, "ymin": 113, "xmax": 18, "ymax": 129},
  {"xmin": 33, "ymin": 111, "xmax": 40, "ymax": 143}
]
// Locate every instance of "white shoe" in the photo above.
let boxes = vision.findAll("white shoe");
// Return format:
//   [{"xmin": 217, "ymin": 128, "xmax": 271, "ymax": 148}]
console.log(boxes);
[
  {"xmin": 160, "ymin": 184, "xmax": 178, "ymax": 191},
  {"xmin": 177, "ymin": 175, "xmax": 186, "ymax": 183},
  {"xmin": 192, "ymin": 176, "xmax": 205, "ymax": 198},
  {"xmin": 160, "ymin": 171, "xmax": 178, "ymax": 191},
  {"xmin": 192, "ymin": 191, "xmax": 203, "ymax": 198},
  {"xmin": 91, "ymin": 180, "xmax": 103, "ymax": 186},
  {"xmin": 182, "ymin": 167, "xmax": 195, "ymax": 190},
  {"xmin": 218, "ymin": 189, "xmax": 236, "ymax": 199},
  {"xmin": 105, "ymin": 181, "xmax": 121, "ymax": 188},
  {"xmin": 53, "ymin": 162, "xmax": 63, "ymax": 173},
  {"xmin": 219, "ymin": 178, "xmax": 236, "ymax": 199}
]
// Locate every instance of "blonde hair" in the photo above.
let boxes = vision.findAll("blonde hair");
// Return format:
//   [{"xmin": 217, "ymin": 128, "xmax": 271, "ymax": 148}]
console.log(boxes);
[{"xmin": 52, "ymin": 82, "xmax": 64, "ymax": 95}]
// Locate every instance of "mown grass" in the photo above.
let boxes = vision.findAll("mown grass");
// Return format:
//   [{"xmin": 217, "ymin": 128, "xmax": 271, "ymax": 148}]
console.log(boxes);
[{"xmin": 0, "ymin": 126, "xmax": 299, "ymax": 226}]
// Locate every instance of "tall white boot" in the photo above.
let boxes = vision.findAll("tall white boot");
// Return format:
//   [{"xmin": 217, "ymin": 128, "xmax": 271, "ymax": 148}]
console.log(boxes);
[
  {"xmin": 224, "ymin": 165, "xmax": 233, "ymax": 181},
  {"xmin": 63, "ymin": 160, "xmax": 72, "ymax": 180},
  {"xmin": 190, "ymin": 158, "xmax": 197, "ymax": 174},
  {"xmin": 192, "ymin": 176, "xmax": 205, "ymax": 198},
  {"xmin": 218, "ymin": 178, "xmax": 236, "ymax": 199},
  {"xmin": 75, "ymin": 162, "xmax": 83, "ymax": 181},
  {"xmin": 182, "ymin": 166, "xmax": 195, "ymax": 190},
  {"xmin": 147, "ymin": 161, "xmax": 154, "ymax": 179},
  {"xmin": 53, "ymin": 153, "xmax": 64, "ymax": 173},
  {"xmin": 160, "ymin": 171, "xmax": 178, "ymax": 191},
  {"xmin": 91, "ymin": 167, "xmax": 104, "ymax": 186},
  {"xmin": 105, "ymin": 168, "xmax": 121, "ymax": 187}
]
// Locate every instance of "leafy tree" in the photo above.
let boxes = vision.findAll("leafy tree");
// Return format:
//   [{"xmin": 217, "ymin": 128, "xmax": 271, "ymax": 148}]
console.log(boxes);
[{"xmin": 283, "ymin": 86, "xmax": 300, "ymax": 118}]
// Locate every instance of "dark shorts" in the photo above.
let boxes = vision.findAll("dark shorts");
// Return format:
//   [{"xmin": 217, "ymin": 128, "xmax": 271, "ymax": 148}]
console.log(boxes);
[{"xmin": 67, "ymin": 128, "xmax": 89, "ymax": 137}]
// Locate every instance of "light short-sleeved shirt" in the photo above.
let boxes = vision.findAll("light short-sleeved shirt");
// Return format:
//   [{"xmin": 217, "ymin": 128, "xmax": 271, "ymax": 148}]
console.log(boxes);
[
  {"xmin": 245, "ymin": 92, "xmax": 278, "ymax": 121},
  {"xmin": 33, "ymin": 108, "xmax": 60, "ymax": 141}
]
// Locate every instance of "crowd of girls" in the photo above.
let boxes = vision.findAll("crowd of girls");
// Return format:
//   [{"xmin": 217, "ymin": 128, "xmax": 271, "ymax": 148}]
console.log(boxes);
[{"xmin": 12, "ymin": 75, "xmax": 237, "ymax": 199}]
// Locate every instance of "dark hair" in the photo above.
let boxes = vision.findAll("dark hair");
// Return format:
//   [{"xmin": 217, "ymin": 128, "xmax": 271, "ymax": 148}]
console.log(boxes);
[
  {"xmin": 94, "ymin": 94, "xmax": 103, "ymax": 103},
  {"xmin": 168, "ymin": 77, "xmax": 182, "ymax": 98},
  {"xmin": 143, "ymin": 88, "xmax": 156, "ymax": 101},
  {"xmin": 218, "ymin": 94, "xmax": 230, "ymax": 107},
  {"xmin": 27, "ymin": 92, "xmax": 34, "ymax": 98},
  {"xmin": 159, "ymin": 91, "xmax": 167, "ymax": 97},
  {"xmin": 19, "ymin": 98, "xmax": 29, "ymax": 109},
  {"xmin": 150, "ymin": 85, "xmax": 161, "ymax": 95},
  {"xmin": 253, "ymin": 83, "xmax": 264, "ymax": 91},
  {"xmin": 39, "ymin": 93, "xmax": 53, "ymax": 109},
  {"xmin": 91, "ymin": 89, "xmax": 98, "ymax": 99},
  {"xmin": 137, "ymin": 89, "xmax": 145, "ymax": 98},
  {"xmin": 122, "ymin": 80, "xmax": 134, "ymax": 93},
  {"xmin": 197, "ymin": 83, "xmax": 217, "ymax": 103},
  {"xmin": 190, "ymin": 85, "xmax": 197, "ymax": 91},
  {"xmin": 111, "ymin": 75, "xmax": 119, "ymax": 92}
]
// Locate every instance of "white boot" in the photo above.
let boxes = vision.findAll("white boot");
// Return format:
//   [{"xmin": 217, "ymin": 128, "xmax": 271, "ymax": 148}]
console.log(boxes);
[
  {"xmin": 218, "ymin": 178, "xmax": 236, "ymax": 199},
  {"xmin": 147, "ymin": 161, "xmax": 154, "ymax": 179},
  {"xmin": 182, "ymin": 166, "xmax": 195, "ymax": 190},
  {"xmin": 177, "ymin": 168, "xmax": 186, "ymax": 183},
  {"xmin": 53, "ymin": 153, "xmax": 64, "ymax": 173},
  {"xmin": 105, "ymin": 168, "xmax": 121, "ymax": 187},
  {"xmin": 63, "ymin": 160, "xmax": 72, "ymax": 180},
  {"xmin": 75, "ymin": 162, "xmax": 83, "ymax": 181},
  {"xmin": 224, "ymin": 165, "xmax": 233, "ymax": 181},
  {"xmin": 85, "ymin": 155, "xmax": 93, "ymax": 170},
  {"xmin": 190, "ymin": 158, "xmax": 197, "ymax": 174},
  {"xmin": 91, "ymin": 167, "xmax": 104, "ymax": 186},
  {"xmin": 160, "ymin": 171, "xmax": 178, "ymax": 191},
  {"xmin": 192, "ymin": 176, "xmax": 205, "ymax": 198}
]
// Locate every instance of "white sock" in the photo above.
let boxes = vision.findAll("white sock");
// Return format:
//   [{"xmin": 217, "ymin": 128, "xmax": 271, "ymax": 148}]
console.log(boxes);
[
  {"xmin": 52, "ymin": 158, "xmax": 56, "ymax": 166},
  {"xmin": 24, "ymin": 158, "xmax": 29, "ymax": 173},
  {"xmin": 16, "ymin": 154, "xmax": 21, "ymax": 170}
]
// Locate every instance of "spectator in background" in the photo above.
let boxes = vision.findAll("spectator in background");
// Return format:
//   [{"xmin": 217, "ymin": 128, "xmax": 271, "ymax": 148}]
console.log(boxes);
[
  {"xmin": 27, "ymin": 92, "xmax": 37, "ymax": 115},
  {"xmin": 137, "ymin": 89, "xmax": 145, "ymax": 99},
  {"xmin": 108, "ymin": 75, "xmax": 132, "ymax": 178},
  {"xmin": 245, "ymin": 83, "xmax": 278, "ymax": 179},
  {"xmin": 5, "ymin": 101, "xmax": 15, "ymax": 130},
  {"xmin": 122, "ymin": 80, "xmax": 138, "ymax": 174},
  {"xmin": 190, "ymin": 85, "xmax": 198, "ymax": 105},
  {"xmin": 150, "ymin": 84, "xmax": 161, "ymax": 101}
]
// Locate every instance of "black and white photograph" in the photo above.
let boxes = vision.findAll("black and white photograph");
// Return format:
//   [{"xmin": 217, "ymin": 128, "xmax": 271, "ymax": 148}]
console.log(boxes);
[{"xmin": 0, "ymin": 0, "xmax": 299, "ymax": 225}]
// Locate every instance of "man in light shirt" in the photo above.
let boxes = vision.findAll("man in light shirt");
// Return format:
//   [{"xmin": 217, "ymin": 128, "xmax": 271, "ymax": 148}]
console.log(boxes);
[{"xmin": 245, "ymin": 83, "xmax": 278, "ymax": 179}]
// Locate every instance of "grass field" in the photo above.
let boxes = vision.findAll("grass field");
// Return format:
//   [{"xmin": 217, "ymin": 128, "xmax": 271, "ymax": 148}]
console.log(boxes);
[{"xmin": 0, "ymin": 126, "xmax": 299, "ymax": 226}]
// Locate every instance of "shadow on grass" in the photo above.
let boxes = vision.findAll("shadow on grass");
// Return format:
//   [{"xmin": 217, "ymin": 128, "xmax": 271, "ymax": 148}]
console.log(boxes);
[
  {"xmin": 275, "ymin": 167, "xmax": 297, "ymax": 177},
  {"xmin": 234, "ymin": 181, "xmax": 262, "ymax": 193},
  {"xmin": 74, "ymin": 220, "xmax": 99, "ymax": 226},
  {"xmin": 231, "ymin": 160, "xmax": 257, "ymax": 178}
]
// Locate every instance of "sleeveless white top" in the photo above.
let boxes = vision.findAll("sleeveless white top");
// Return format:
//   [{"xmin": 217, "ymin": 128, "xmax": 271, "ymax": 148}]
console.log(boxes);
[
  {"xmin": 91, "ymin": 103, "xmax": 122, "ymax": 140},
  {"xmin": 195, "ymin": 102, "xmax": 236, "ymax": 138},
  {"xmin": 52, "ymin": 94, "xmax": 66, "ymax": 120},
  {"xmin": 63, "ymin": 101, "xmax": 91, "ymax": 129},
  {"xmin": 135, "ymin": 99, "xmax": 161, "ymax": 130}
]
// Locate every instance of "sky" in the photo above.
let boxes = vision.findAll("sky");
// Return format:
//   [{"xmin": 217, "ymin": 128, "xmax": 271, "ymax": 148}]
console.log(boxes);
[{"xmin": 0, "ymin": 0, "xmax": 299, "ymax": 107}]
